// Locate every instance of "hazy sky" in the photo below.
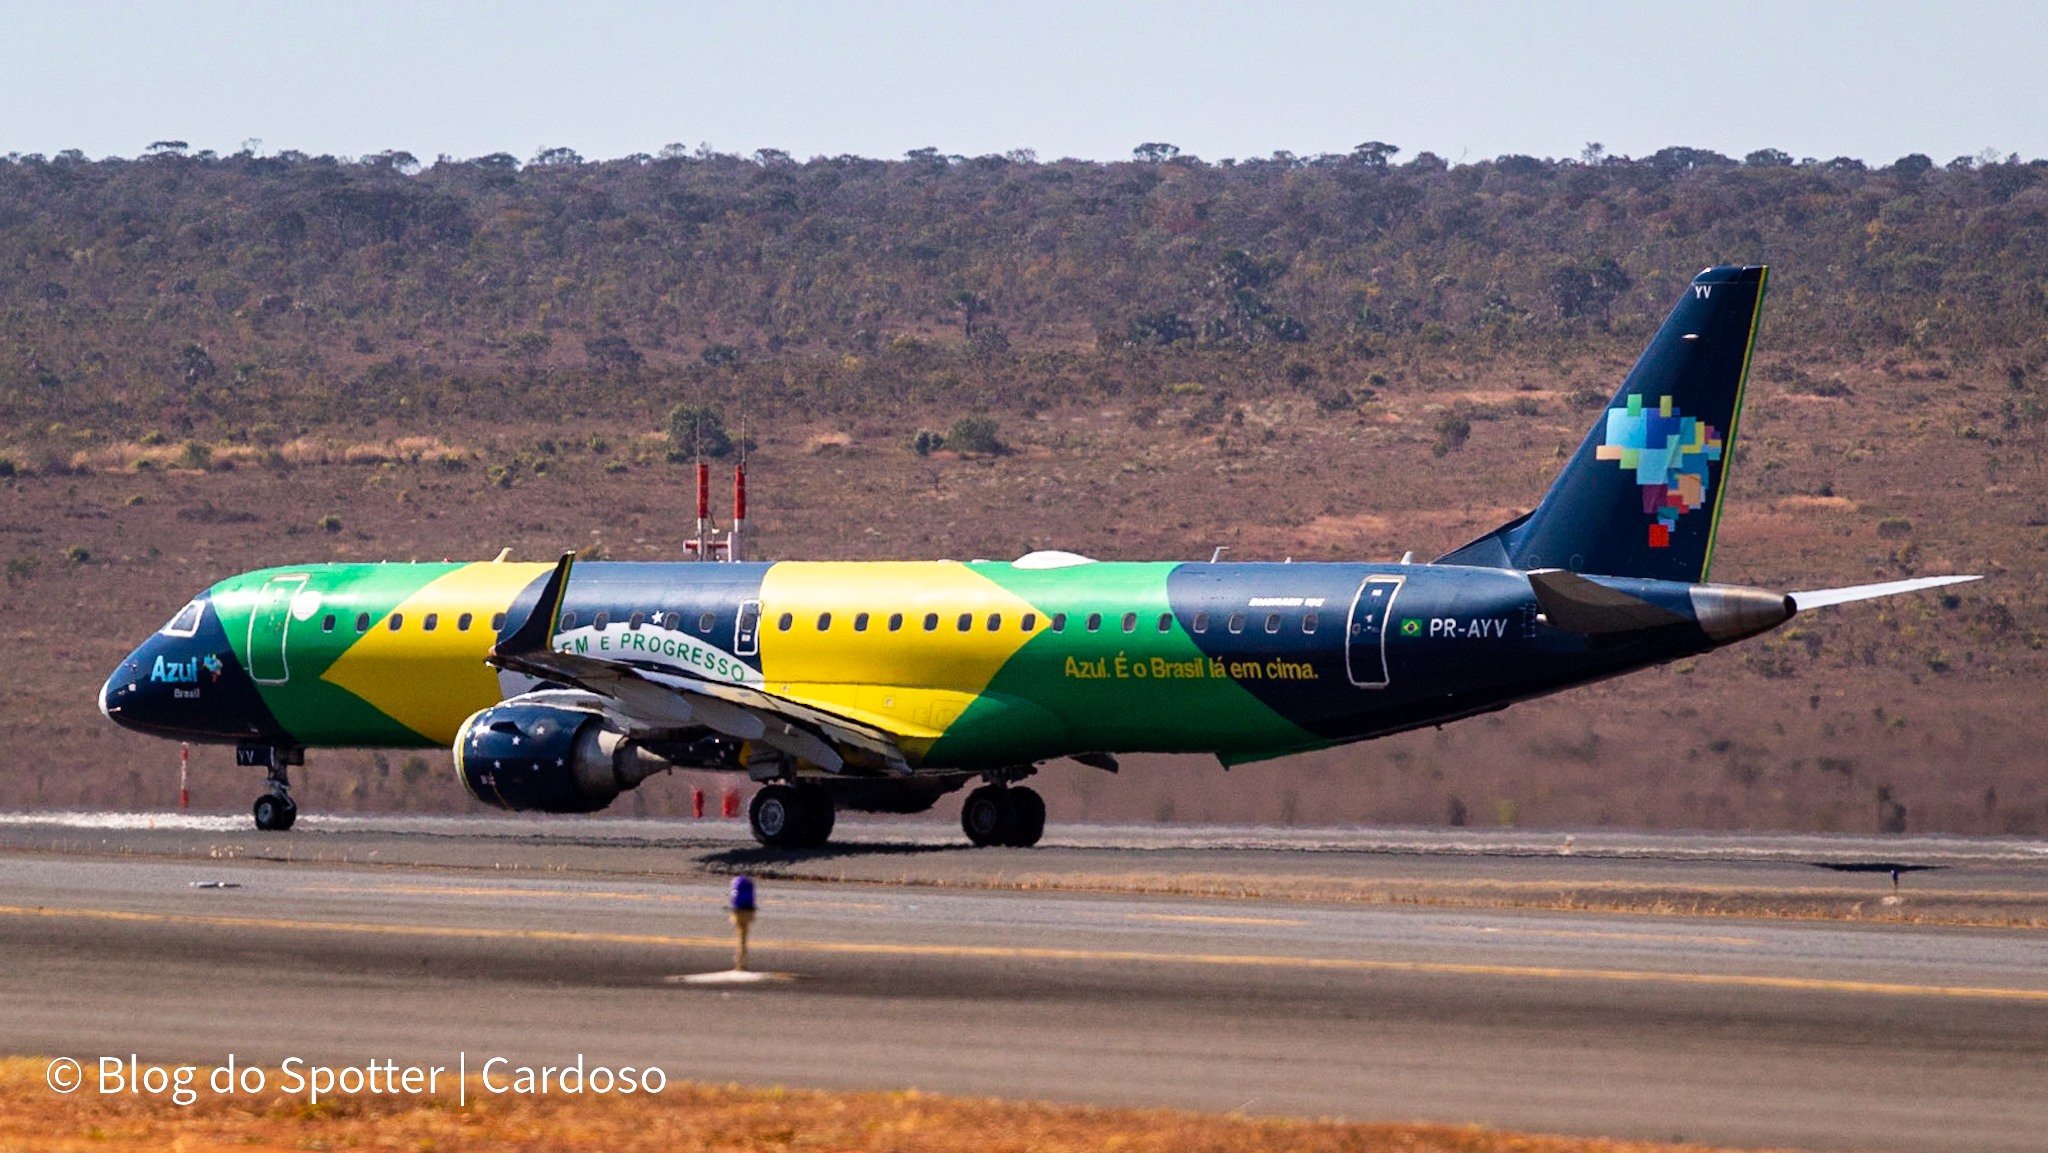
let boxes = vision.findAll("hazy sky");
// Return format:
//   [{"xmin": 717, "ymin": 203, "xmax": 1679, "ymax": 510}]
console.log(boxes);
[{"xmin": 3, "ymin": 1, "xmax": 2042, "ymax": 166}]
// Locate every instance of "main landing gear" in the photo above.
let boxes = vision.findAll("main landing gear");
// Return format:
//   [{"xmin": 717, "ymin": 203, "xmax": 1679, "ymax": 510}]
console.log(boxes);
[
  {"xmin": 961, "ymin": 783, "xmax": 1045, "ymax": 848},
  {"xmin": 748, "ymin": 781, "xmax": 835, "ymax": 848},
  {"xmin": 239, "ymin": 744, "xmax": 302, "ymax": 831}
]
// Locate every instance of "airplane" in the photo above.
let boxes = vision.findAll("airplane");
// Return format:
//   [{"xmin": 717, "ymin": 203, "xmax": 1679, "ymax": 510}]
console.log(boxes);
[{"xmin": 99, "ymin": 265, "xmax": 1977, "ymax": 847}]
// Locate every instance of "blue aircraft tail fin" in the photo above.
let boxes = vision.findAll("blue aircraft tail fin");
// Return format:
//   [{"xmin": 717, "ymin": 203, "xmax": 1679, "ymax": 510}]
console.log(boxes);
[{"xmin": 1435, "ymin": 265, "xmax": 1768, "ymax": 582}]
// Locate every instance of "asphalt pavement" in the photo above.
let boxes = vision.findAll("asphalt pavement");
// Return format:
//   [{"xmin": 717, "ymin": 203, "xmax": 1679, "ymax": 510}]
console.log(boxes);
[{"xmin": 3, "ymin": 816, "xmax": 2047, "ymax": 1152}]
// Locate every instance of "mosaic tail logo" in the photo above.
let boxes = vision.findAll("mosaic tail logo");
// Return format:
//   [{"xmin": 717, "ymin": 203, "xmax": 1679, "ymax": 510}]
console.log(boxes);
[{"xmin": 1594, "ymin": 393, "xmax": 1722, "ymax": 548}]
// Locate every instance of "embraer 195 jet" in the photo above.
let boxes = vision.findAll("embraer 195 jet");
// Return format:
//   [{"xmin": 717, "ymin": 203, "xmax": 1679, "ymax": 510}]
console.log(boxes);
[{"xmin": 101, "ymin": 266, "xmax": 1975, "ymax": 846}]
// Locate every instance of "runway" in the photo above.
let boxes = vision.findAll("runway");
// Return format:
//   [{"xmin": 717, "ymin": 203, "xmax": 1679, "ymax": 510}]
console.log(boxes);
[{"xmin": 4, "ymin": 817, "xmax": 2048, "ymax": 1152}]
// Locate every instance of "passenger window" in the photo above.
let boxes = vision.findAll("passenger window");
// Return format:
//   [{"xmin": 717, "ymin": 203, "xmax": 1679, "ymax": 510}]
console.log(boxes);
[
  {"xmin": 697, "ymin": 611, "xmax": 714, "ymax": 632},
  {"xmin": 593, "ymin": 611, "xmax": 609, "ymax": 631},
  {"xmin": 1227, "ymin": 612, "xmax": 1245, "ymax": 634},
  {"xmin": 1021, "ymin": 613, "xmax": 1036, "ymax": 632},
  {"xmin": 1051, "ymin": 613, "xmax": 1067, "ymax": 632},
  {"xmin": 956, "ymin": 612, "xmax": 973, "ymax": 632},
  {"xmin": 666, "ymin": 612, "xmax": 684, "ymax": 631},
  {"xmin": 491, "ymin": 612, "xmax": 506, "ymax": 631},
  {"xmin": 1264, "ymin": 613, "xmax": 1282, "ymax": 634},
  {"xmin": 560, "ymin": 611, "xmax": 578, "ymax": 630},
  {"xmin": 923, "ymin": 613, "xmax": 939, "ymax": 631},
  {"xmin": 817, "ymin": 612, "xmax": 832, "ymax": 631},
  {"xmin": 1193, "ymin": 611, "xmax": 1209, "ymax": 633},
  {"xmin": 1085, "ymin": 613, "xmax": 1101, "ymax": 632},
  {"xmin": 987, "ymin": 612, "xmax": 1001, "ymax": 631},
  {"xmin": 423, "ymin": 613, "xmax": 439, "ymax": 632},
  {"xmin": 628, "ymin": 611, "xmax": 644, "ymax": 631},
  {"xmin": 1157, "ymin": 612, "xmax": 1172, "ymax": 633},
  {"xmin": 777, "ymin": 612, "xmax": 794, "ymax": 631},
  {"xmin": 388, "ymin": 613, "xmax": 404, "ymax": 631},
  {"xmin": 889, "ymin": 612, "xmax": 904, "ymax": 631},
  {"xmin": 321, "ymin": 614, "xmax": 336, "ymax": 633},
  {"xmin": 1121, "ymin": 612, "xmax": 1137, "ymax": 633},
  {"xmin": 854, "ymin": 612, "xmax": 870, "ymax": 632},
  {"xmin": 1302, "ymin": 612, "xmax": 1319, "ymax": 634},
  {"xmin": 458, "ymin": 612, "xmax": 473, "ymax": 632},
  {"xmin": 356, "ymin": 613, "xmax": 371, "ymax": 632}
]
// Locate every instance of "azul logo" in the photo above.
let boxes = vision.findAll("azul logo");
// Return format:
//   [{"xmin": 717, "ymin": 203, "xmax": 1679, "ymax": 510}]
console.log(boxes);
[
  {"xmin": 1594, "ymin": 393, "xmax": 1723, "ymax": 549},
  {"xmin": 151, "ymin": 653, "xmax": 223, "ymax": 684}
]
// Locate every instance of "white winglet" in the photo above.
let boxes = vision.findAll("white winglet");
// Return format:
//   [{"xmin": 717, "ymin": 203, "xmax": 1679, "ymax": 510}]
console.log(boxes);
[{"xmin": 1789, "ymin": 574, "xmax": 1981, "ymax": 611}]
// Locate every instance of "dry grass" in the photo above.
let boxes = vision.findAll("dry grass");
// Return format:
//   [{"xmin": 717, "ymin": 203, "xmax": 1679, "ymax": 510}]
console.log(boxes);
[{"xmin": 0, "ymin": 1058, "xmax": 1801, "ymax": 1152}]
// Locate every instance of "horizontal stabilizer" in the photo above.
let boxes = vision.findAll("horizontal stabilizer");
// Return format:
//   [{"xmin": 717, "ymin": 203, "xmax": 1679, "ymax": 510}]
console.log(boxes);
[
  {"xmin": 1527, "ymin": 569, "xmax": 1687, "ymax": 633},
  {"xmin": 1789, "ymin": 574, "xmax": 1981, "ymax": 611}
]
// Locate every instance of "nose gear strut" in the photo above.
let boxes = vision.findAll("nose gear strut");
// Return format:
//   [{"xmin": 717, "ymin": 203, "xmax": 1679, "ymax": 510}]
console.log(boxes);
[{"xmin": 238, "ymin": 743, "xmax": 303, "ymax": 831}]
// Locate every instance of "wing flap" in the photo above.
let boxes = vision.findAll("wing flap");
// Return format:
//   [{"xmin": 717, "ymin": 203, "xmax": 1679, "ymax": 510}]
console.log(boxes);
[{"xmin": 486, "ymin": 556, "xmax": 909, "ymax": 775}]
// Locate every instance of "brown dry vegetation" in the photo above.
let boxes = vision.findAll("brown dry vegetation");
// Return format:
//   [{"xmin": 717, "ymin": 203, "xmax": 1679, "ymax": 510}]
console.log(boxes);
[
  {"xmin": 4, "ymin": 146, "xmax": 2046, "ymax": 834},
  {"xmin": 0, "ymin": 342, "xmax": 2042, "ymax": 835},
  {"xmin": 0, "ymin": 1058, "xmax": 1808, "ymax": 1153}
]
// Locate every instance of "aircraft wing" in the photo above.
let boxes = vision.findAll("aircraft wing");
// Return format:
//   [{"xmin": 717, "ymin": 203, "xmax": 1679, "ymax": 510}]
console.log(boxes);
[
  {"xmin": 486, "ymin": 552, "xmax": 913, "ymax": 775},
  {"xmin": 1788, "ymin": 574, "xmax": 1981, "ymax": 611}
]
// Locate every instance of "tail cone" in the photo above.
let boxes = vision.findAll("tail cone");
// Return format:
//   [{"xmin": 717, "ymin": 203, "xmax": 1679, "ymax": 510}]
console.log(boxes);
[{"xmin": 1688, "ymin": 584, "xmax": 1794, "ymax": 643}]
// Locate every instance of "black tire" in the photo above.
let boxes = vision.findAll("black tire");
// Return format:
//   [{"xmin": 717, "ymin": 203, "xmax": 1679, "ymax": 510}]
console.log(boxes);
[
  {"xmin": 749, "ymin": 784, "xmax": 803, "ymax": 847},
  {"xmin": 252, "ymin": 794, "xmax": 285, "ymax": 831},
  {"xmin": 794, "ymin": 783, "xmax": 835, "ymax": 847},
  {"xmin": 1003, "ymin": 786, "xmax": 1045, "ymax": 848},
  {"xmin": 960, "ymin": 785, "xmax": 1013, "ymax": 847},
  {"xmin": 275, "ymin": 796, "xmax": 298, "ymax": 831}
]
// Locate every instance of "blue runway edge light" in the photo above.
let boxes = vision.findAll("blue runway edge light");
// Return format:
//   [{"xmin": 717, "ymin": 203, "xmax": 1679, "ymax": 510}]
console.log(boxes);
[{"xmin": 729, "ymin": 875, "xmax": 756, "ymax": 912}]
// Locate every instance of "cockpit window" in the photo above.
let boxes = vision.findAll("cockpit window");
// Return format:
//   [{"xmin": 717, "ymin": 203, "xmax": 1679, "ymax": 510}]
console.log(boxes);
[{"xmin": 160, "ymin": 599, "xmax": 204, "ymax": 638}]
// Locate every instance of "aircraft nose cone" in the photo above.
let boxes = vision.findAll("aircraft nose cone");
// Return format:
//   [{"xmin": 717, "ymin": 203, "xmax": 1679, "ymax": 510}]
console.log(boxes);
[{"xmin": 99, "ymin": 641, "xmax": 159, "ymax": 734}]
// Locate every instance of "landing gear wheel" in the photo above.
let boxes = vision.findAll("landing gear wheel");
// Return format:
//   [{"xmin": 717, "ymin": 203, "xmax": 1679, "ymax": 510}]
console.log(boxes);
[
  {"xmin": 749, "ymin": 784, "xmax": 803, "ymax": 847},
  {"xmin": 961, "ymin": 785, "xmax": 1014, "ymax": 847},
  {"xmin": 252, "ymin": 793, "xmax": 296, "ymax": 831},
  {"xmin": 1003, "ymin": 786, "xmax": 1045, "ymax": 848},
  {"xmin": 794, "ymin": 783, "xmax": 835, "ymax": 847}
]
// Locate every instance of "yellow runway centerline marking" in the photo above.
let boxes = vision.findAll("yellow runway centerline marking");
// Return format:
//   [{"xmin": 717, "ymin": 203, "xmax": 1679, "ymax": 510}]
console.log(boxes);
[
  {"xmin": 1127, "ymin": 913, "xmax": 1309, "ymax": 926},
  {"xmin": 1454, "ymin": 926, "xmax": 1763, "ymax": 946},
  {"xmin": 6, "ymin": 903, "xmax": 2046, "ymax": 1003}
]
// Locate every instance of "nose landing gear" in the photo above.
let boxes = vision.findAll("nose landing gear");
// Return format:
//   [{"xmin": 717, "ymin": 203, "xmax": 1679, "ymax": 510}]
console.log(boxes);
[{"xmin": 238, "ymin": 743, "xmax": 303, "ymax": 831}]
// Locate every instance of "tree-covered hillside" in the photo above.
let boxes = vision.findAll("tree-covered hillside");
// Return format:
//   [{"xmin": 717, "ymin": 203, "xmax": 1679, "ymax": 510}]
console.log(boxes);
[{"xmin": 4, "ymin": 142, "xmax": 2046, "ymax": 441}]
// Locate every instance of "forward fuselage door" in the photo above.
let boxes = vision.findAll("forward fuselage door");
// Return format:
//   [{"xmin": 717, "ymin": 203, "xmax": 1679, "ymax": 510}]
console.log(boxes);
[
  {"xmin": 1345, "ymin": 575, "xmax": 1405, "ymax": 688},
  {"xmin": 248, "ymin": 573, "xmax": 311, "ymax": 684}
]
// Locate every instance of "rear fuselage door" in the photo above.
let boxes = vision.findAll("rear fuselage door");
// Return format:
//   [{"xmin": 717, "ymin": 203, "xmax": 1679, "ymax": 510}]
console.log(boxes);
[
  {"xmin": 248, "ymin": 573, "xmax": 311, "ymax": 684},
  {"xmin": 1345, "ymin": 575, "xmax": 1405, "ymax": 688}
]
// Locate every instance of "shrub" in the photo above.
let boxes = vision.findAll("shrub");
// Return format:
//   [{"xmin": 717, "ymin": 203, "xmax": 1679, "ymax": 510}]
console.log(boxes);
[
  {"xmin": 0, "ymin": 456, "xmax": 15, "ymax": 478},
  {"xmin": 1432, "ymin": 412, "xmax": 1472, "ymax": 455},
  {"xmin": 64, "ymin": 545, "xmax": 91, "ymax": 565},
  {"xmin": 1876, "ymin": 516, "xmax": 1913, "ymax": 539},
  {"xmin": 666, "ymin": 403, "xmax": 734, "ymax": 460},
  {"xmin": 910, "ymin": 429, "xmax": 943, "ymax": 456},
  {"xmin": 318, "ymin": 515, "xmax": 342, "ymax": 533},
  {"xmin": 945, "ymin": 415, "xmax": 1005, "ymax": 454},
  {"xmin": 181, "ymin": 441, "xmax": 213, "ymax": 470}
]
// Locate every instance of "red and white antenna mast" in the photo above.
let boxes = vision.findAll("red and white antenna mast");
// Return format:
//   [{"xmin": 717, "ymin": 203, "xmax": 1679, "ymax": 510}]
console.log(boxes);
[
  {"xmin": 694, "ymin": 462, "xmax": 710, "ymax": 561},
  {"xmin": 730, "ymin": 461, "xmax": 746, "ymax": 562}
]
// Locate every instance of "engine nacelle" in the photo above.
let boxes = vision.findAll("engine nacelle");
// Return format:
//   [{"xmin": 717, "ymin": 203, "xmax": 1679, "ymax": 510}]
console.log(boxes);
[{"xmin": 454, "ymin": 703, "xmax": 650, "ymax": 813}]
